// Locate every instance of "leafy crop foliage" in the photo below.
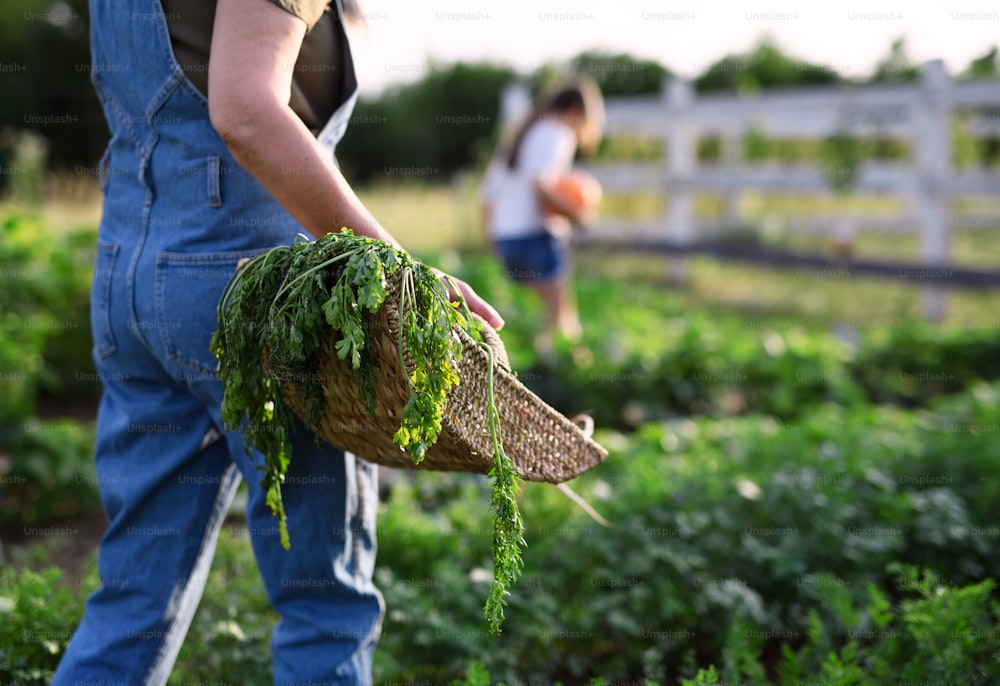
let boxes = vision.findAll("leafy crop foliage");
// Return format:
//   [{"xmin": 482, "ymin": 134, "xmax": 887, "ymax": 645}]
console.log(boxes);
[
  {"xmin": 687, "ymin": 567, "xmax": 1000, "ymax": 685},
  {"xmin": 368, "ymin": 382, "xmax": 1000, "ymax": 682},
  {"xmin": 1, "ymin": 419, "xmax": 96, "ymax": 525},
  {"xmin": 0, "ymin": 567, "xmax": 89, "ymax": 685},
  {"xmin": 0, "ymin": 211, "xmax": 97, "ymax": 421},
  {"xmin": 451, "ymin": 255, "xmax": 1000, "ymax": 431},
  {"xmin": 530, "ymin": 316, "xmax": 1000, "ymax": 427},
  {"xmin": 0, "ymin": 212, "xmax": 98, "ymax": 527},
  {"xmin": 7, "ymin": 381, "xmax": 997, "ymax": 684},
  {"xmin": 6, "ymin": 220, "xmax": 1000, "ymax": 681}
]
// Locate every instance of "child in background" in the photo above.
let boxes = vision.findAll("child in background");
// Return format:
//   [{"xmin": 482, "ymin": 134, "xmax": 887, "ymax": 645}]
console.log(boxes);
[{"xmin": 481, "ymin": 77, "xmax": 604, "ymax": 357}]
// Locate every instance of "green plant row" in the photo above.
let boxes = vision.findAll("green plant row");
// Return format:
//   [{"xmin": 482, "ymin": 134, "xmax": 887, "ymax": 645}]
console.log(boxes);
[
  {"xmin": 3, "ymin": 380, "xmax": 999, "ymax": 684},
  {"xmin": 0, "ymin": 212, "xmax": 100, "ymax": 530},
  {"xmin": 0, "ymin": 419, "xmax": 97, "ymax": 528},
  {"xmin": 4, "ymin": 216, "xmax": 998, "ymax": 535},
  {"xmin": 528, "ymin": 318, "xmax": 1000, "ymax": 428},
  {"xmin": 430, "ymin": 565, "xmax": 1000, "ymax": 686},
  {"xmin": 684, "ymin": 566, "xmax": 999, "ymax": 685},
  {"xmin": 369, "ymin": 380, "xmax": 1000, "ymax": 683},
  {"xmin": 0, "ymin": 211, "xmax": 98, "ymax": 425},
  {"xmin": 448, "ymin": 254, "xmax": 1000, "ymax": 430}
]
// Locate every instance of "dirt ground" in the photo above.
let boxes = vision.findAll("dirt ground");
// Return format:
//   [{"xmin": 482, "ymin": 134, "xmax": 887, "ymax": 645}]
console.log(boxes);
[{"xmin": 3, "ymin": 511, "xmax": 108, "ymax": 589}]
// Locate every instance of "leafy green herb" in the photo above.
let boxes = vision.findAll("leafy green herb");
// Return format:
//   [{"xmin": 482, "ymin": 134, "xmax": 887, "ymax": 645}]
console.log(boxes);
[
  {"xmin": 478, "ymin": 341, "xmax": 525, "ymax": 634},
  {"xmin": 210, "ymin": 230, "xmax": 523, "ymax": 634}
]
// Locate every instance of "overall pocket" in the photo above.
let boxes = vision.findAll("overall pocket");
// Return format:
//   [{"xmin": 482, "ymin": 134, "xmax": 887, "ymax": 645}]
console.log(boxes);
[
  {"xmin": 92, "ymin": 239, "xmax": 121, "ymax": 359},
  {"xmin": 154, "ymin": 248, "xmax": 271, "ymax": 381}
]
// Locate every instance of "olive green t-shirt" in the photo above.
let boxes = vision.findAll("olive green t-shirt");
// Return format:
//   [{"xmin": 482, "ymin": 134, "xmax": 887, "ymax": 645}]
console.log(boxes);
[{"xmin": 160, "ymin": 0, "xmax": 346, "ymax": 133}]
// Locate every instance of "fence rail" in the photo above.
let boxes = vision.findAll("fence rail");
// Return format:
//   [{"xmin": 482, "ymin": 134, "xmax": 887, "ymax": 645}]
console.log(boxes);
[{"xmin": 503, "ymin": 61, "xmax": 1000, "ymax": 318}]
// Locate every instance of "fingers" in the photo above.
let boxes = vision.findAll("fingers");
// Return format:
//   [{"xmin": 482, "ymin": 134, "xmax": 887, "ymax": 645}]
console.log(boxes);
[
  {"xmin": 463, "ymin": 285, "xmax": 505, "ymax": 331},
  {"xmin": 444, "ymin": 274, "xmax": 504, "ymax": 331},
  {"xmin": 428, "ymin": 268, "xmax": 505, "ymax": 331}
]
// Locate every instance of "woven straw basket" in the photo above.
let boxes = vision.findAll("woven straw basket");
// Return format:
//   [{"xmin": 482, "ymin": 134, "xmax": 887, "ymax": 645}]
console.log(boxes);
[{"xmin": 274, "ymin": 269, "xmax": 607, "ymax": 483}]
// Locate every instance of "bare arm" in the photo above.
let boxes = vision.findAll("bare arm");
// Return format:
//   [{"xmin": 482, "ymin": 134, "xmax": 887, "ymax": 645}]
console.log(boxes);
[
  {"xmin": 208, "ymin": 0, "xmax": 396, "ymax": 246},
  {"xmin": 535, "ymin": 180, "xmax": 591, "ymax": 228},
  {"xmin": 208, "ymin": 0, "xmax": 502, "ymax": 328}
]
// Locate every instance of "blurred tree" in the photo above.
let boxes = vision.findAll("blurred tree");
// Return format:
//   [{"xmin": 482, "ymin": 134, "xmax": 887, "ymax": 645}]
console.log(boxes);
[
  {"xmin": 962, "ymin": 46, "xmax": 998, "ymax": 78},
  {"xmin": 869, "ymin": 37, "xmax": 920, "ymax": 84},
  {"xmin": 337, "ymin": 61, "xmax": 515, "ymax": 184},
  {"xmin": 0, "ymin": 0, "xmax": 105, "ymax": 179},
  {"xmin": 529, "ymin": 61, "xmax": 566, "ymax": 96},
  {"xmin": 567, "ymin": 51, "xmax": 670, "ymax": 96},
  {"xmin": 694, "ymin": 37, "xmax": 841, "ymax": 94}
]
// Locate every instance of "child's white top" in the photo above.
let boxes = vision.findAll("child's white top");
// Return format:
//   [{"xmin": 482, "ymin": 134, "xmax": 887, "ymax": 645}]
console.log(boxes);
[{"xmin": 481, "ymin": 119, "xmax": 576, "ymax": 240}]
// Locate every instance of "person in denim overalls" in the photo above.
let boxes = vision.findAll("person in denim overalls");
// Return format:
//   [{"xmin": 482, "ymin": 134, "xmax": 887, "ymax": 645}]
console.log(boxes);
[{"xmin": 53, "ymin": 1, "xmax": 503, "ymax": 684}]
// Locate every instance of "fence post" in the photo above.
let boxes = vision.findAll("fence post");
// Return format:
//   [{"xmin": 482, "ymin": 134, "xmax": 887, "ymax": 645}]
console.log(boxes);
[
  {"xmin": 913, "ymin": 60, "xmax": 952, "ymax": 321},
  {"xmin": 722, "ymin": 133, "xmax": 743, "ymax": 227},
  {"xmin": 664, "ymin": 77, "xmax": 696, "ymax": 283}
]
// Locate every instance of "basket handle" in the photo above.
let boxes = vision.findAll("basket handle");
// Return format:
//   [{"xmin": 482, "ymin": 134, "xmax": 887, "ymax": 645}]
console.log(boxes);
[{"xmin": 570, "ymin": 414, "xmax": 595, "ymax": 438}]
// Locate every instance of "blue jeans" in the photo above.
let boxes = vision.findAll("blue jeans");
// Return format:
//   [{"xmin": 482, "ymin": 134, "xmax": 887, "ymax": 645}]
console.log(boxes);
[{"xmin": 52, "ymin": 1, "xmax": 382, "ymax": 685}]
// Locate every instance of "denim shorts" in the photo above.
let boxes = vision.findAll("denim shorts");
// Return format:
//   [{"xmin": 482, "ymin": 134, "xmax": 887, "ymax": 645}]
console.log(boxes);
[{"xmin": 495, "ymin": 231, "xmax": 566, "ymax": 283}]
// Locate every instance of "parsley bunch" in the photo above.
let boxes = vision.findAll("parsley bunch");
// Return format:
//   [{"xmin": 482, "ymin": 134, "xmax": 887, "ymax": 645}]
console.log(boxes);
[{"xmin": 211, "ymin": 230, "xmax": 523, "ymax": 634}]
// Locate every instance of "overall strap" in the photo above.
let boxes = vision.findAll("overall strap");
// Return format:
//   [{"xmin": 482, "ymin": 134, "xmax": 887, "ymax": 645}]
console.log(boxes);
[{"xmin": 89, "ymin": 0, "xmax": 193, "ymax": 126}]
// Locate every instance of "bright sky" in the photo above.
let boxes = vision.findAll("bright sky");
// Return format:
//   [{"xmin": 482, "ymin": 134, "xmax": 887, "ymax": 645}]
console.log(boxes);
[{"xmin": 347, "ymin": 0, "xmax": 999, "ymax": 96}]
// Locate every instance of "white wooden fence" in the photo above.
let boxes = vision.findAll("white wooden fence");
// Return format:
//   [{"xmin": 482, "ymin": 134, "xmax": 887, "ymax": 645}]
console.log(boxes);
[{"xmin": 502, "ymin": 61, "xmax": 1000, "ymax": 319}]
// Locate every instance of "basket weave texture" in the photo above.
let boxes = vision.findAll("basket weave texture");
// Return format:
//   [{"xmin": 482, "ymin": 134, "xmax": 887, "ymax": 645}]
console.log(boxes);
[{"xmin": 276, "ymin": 270, "xmax": 607, "ymax": 483}]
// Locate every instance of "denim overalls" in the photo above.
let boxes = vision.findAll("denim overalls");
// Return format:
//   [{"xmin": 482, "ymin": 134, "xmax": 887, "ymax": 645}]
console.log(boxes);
[{"xmin": 52, "ymin": 1, "xmax": 382, "ymax": 684}]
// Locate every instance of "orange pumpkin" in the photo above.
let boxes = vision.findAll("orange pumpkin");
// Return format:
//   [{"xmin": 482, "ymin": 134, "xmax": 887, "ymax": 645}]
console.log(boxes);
[{"xmin": 542, "ymin": 170, "xmax": 602, "ymax": 218}]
